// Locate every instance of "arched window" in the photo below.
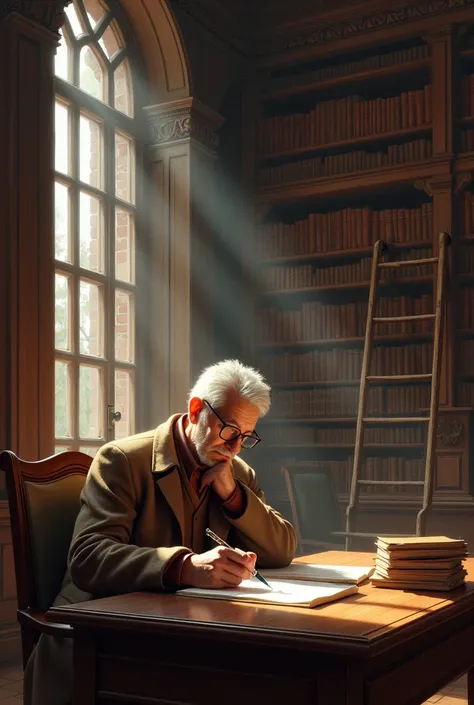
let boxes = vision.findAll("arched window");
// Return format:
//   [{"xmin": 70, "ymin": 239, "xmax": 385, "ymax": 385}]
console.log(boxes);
[{"xmin": 54, "ymin": 0, "xmax": 138, "ymax": 454}]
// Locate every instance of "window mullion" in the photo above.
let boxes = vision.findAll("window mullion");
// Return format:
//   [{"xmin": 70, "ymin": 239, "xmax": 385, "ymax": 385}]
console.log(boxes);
[
  {"xmin": 72, "ymin": 100, "xmax": 80, "ymax": 447},
  {"xmin": 105, "ymin": 120, "xmax": 116, "ymax": 441}
]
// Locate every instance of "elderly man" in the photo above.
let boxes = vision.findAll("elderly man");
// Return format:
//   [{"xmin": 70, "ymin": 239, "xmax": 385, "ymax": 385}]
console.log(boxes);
[{"xmin": 25, "ymin": 359, "xmax": 296, "ymax": 705}]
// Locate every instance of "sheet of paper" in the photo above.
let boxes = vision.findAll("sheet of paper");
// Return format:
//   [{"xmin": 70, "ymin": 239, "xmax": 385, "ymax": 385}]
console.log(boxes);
[
  {"xmin": 177, "ymin": 578, "xmax": 358, "ymax": 608},
  {"xmin": 259, "ymin": 563, "xmax": 374, "ymax": 585}
]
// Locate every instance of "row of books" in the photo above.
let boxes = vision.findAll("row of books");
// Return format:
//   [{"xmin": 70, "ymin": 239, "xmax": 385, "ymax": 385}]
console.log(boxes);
[
  {"xmin": 265, "ymin": 45, "xmax": 429, "ymax": 94},
  {"xmin": 258, "ymin": 139, "xmax": 432, "ymax": 187},
  {"xmin": 258, "ymin": 204, "xmax": 433, "ymax": 258},
  {"xmin": 460, "ymin": 340, "xmax": 474, "ymax": 373},
  {"xmin": 259, "ymin": 295, "xmax": 433, "ymax": 343},
  {"xmin": 280, "ymin": 458, "xmax": 426, "ymax": 495},
  {"xmin": 264, "ymin": 425, "xmax": 426, "ymax": 445},
  {"xmin": 461, "ymin": 74, "xmax": 474, "ymax": 118},
  {"xmin": 458, "ymin": 287, "xmax": 474, "ymax": 329},
  {"xmin": 461, "ymin": 191, "xmax": 474, "ymax": 235},
  {"xmin": 261, "ymin": 248, "xmax": 433, "ymax": 292},
  {"xmin": 258, "ymin": 88, "xmax": 432, "ymax": 156},
  {"xmin": 271, "ymin": 385, "xmax": 431, "ymax": 418},
  {"xmin": 461, "ymin": 128, "xmax": 474, "ymax": 153},
  {"xmin": 456, "ymin": 245, "xmax": 474, "ymax": 274},
  {"xmin": 458, "ymin": 382, "xmax": 474, "ymax": 407},
  {"xmin": 258, "ymin": 342, "xmax": 433, "ymax": 383}
]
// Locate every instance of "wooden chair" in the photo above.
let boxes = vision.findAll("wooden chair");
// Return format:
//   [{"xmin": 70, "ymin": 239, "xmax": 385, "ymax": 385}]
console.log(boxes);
[
  {"xmin": 282, "ymin": 462, "xmax": 345, "ymax": 555},
  {"xmin": 0, "ymin": 450, "xmax": 92, "ymax": 668}
]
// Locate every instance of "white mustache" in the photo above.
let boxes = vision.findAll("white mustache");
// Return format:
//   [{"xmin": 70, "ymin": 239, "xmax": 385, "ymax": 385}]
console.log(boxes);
[{"xmin": 212, "ymin": 448, "xmax": 235, "ymax": 459}]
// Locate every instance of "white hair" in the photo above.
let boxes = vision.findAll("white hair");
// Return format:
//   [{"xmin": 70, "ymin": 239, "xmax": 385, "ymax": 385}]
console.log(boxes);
[{"xmin": 189, "ymin": 359, "xmax": 271, "ymax": 417}]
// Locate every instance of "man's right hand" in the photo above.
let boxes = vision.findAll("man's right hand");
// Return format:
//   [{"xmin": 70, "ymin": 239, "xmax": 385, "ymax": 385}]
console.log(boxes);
[{"xmin": 180, "ymin": 546, "xmax": 256, "ymax": 588}]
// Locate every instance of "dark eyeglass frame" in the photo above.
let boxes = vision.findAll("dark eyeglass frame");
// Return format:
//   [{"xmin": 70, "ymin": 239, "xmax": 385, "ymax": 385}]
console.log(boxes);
[{"xmin": 203, "ymin": 400, "xmax": 262, "ymax": 449}]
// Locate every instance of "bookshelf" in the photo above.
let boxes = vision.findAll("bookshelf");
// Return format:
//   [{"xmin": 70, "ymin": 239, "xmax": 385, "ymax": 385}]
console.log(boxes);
[{"xmin": 247, "ymin": 20, "xmax": 474, "ymax": 542}]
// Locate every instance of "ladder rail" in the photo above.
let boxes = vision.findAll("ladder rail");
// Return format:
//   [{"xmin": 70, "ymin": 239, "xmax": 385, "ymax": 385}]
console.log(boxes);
[
  {"xmin": 416, "ymin": 231, "xmax": 450, "ymax": 535},
  {"xmin": 345, "ymin": 239, "xmax": 386, "ymax": 550},
  {"xmin": 344, "ymin": 232, "xmax": 451, "ymax": 550}
]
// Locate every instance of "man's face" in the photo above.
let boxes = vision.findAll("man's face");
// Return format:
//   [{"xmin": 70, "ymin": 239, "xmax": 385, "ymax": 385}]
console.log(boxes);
[{"xmin": 190, "ymin": 394, "xmax": 260, "ymax": 466}]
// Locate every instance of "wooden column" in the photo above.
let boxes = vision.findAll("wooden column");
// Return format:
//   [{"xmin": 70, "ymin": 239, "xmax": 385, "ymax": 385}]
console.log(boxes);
[
  {"xmin": 0, "ymin": 2, "xmax": 69, "ymax": 460},
  {"xmin": 0, "ymin": 0, "xmax": 69, "ymax": 663},
  {"xmin": 430, "ymin": 25, "xmax": 453, "ymax": 158},
  {"xmin": 143, "ymin": 98, "xmax": 223, "ymax": 419}
]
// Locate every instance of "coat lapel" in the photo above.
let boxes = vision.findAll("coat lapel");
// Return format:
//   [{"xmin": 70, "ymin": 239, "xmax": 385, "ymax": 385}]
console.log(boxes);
[
  {"xmin": 208, "ymin": 495, "xmax": 231, "ymax": 543},
  {"xmin": 151, "ymin": 414, "xmax": 186, "ymax": 542}
]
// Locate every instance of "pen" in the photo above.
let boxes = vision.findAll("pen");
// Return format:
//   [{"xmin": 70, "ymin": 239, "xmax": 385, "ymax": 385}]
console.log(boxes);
[{"xmin": 205, "ymin": 527, "xmax": 273, "ymax": 591}]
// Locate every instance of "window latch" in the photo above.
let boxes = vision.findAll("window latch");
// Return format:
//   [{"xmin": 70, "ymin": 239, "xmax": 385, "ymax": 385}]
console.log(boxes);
[{"xmin": 108, "ymin": 405, "xmax": 122, "ymax": 431}]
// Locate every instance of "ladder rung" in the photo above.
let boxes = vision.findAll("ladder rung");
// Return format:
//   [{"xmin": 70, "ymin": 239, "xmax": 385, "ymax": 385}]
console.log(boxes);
[
  {"xmin": 362, "ymin": 417, "xmax": 430, "ymax": 424},
  {"xmin": 378, "ymin": 257, "xmax": 438, "ymax": 269},
  {"xmin": 357, "ymin": 480, "xmax": 425, "ymax": 486},
  {"xmin": 373, "ymin": 314, "xmax": 435, "ymax": 323},
  {"xmin": 366, "ymin": 374, "xmax": 432, "ymax": 382}
]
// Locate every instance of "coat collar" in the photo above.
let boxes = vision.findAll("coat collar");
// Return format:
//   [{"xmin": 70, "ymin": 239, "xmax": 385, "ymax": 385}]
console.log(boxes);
[
  {"xmin": 151, "ymin": 414, "xmax": 185, "ymax": 540},
  {"xmin": 151, "ymin": 414, "xmax": 231, "ymax": 544}
]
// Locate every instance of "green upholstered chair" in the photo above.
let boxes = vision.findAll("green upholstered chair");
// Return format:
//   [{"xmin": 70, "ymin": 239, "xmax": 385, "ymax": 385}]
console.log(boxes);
[
  {"xmin": 283, "ymin": 463, "xmax": 345, "ymax": 555},
  {"xmin": 0, "ymin": 450, "xmax": 92, "ymax": 668}
]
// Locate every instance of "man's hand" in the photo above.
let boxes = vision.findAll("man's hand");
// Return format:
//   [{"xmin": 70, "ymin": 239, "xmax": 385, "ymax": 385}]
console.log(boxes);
[
  {"xmin": 180, "ymin": 546, "xmax": 256, "ymax": 588},
  {"xmin": 200, "ymin": 460, "xmax": 236, "ymax": 501}
]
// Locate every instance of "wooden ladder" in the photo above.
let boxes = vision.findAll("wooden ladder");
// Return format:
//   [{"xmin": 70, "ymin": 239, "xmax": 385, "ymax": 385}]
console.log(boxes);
[{"xmin": 344, "ymin": 232, "xmax": 451, "ymax": 551}]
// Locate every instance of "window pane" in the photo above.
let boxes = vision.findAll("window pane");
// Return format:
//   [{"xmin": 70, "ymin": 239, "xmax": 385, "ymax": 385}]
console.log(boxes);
[
  {"xmin": 115, "ymin": 290, "xmax": 134, "ymax": 362},
  {"xmin": 55, "ymin": 28, "xmax": 70, "ymax": 80},
  {"xmin": 55, "ymin": 273, "xmax": 71, "ymax": 351},
  {"xmin": 79, "ymin": 365, "xmax": 103, "ymax": 438},
  {"xmin": 114, "ymin": 59, "xmax": 133, "ymax": 117},
  {"xmin": 80, "ymin": 45, "xmax": 107, "ymax": 102},
  {"xmin": 115, "ymin": 132, "xmax": 134, "ymax": 203},
  {"xmin": 115, "ymin": 208, "xmax": 134, "ymax": 282},
  {"xmin": 55, "ymin": 181, "xmax": 71, "ymax": 262},
  {"xmin": 80, "ymin": 280, "xmax": 103, "ymax": 356},
  {"xmin": 65, "ymin": 2, "xmax": 86, "ymax": 37},
  {"xmin": 79, "ymin": 446, "xmax": 99, "ymax": 457},
  {"xmin": 99, "ymin": 20, "xmax": 123, "ymax": 60},
  {"xmin": 55, "ymin": 446, "xmax": 72, "ymax": 453},
  {"xmin": 80, "ymin": 115, "xmax": 103, "ymax": 189},
  {"xmin": 55, "ymin": 361, "xmax": 71, "ymax": 437},
  {"xmin": 55, "ymin": 102, "xmax": 70, "ymax": 175},
  {"xmin": 115, "ymin": 369, "xmax": 134, "ymax": 439},
  {"xmin": 79, "ymin": 191, "xmax": 104, "ymax": 272},
  {"xmin": 83, "ymin": 0, "xmax": 108, "ymax": 29}
]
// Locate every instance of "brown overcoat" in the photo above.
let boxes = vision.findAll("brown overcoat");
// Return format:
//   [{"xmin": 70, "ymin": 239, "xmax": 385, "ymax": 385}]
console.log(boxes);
[{"xmin": 24, "ymin": 414, "xmax": 296, "ymax": 705}]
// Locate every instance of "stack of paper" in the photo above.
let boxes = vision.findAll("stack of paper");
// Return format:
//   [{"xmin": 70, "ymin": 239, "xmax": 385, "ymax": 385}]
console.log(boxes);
[
  {"xmin": 177, "ymin": 562, "xmax": 374, "ymax": 609},
  {"xmin": 371, "ymin": 536, "xmax": 468, "ymax": 591}
]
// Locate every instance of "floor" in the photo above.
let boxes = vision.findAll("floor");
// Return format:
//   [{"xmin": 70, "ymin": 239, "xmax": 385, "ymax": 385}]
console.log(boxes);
[
  {"xmin": 0, "ymin": 661, "xmax": 467, "ymax": 704},
  {"xmin": 0, "ymin": 663, "xmax": 23, "ymax": 703}
]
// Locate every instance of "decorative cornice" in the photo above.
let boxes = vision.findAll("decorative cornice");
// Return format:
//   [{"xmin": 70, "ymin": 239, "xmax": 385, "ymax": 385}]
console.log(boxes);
[
  {"xmin": 455, "ymin": 172, "xmax": 472, "ymax": 194},
  {"xmin": 169, "ymin": 0, "xmax": 251, "ymax": 58},
  {"xmin": 144, "ymin": 98, "xmax": 225, "ymax": 151},
  {"xmin": 0, "ymin": 0, "xmax": 72, "ymax": 33},
  {"xmin": 260, "ymin": 0, "xmax": 474, "ymax": 55},
  {"xmin": 436, "ymin": 416, "xmax": 463, "ymax": 446},
  {"xmin": 415, "ymin": 174, "xmax": 453, "ymax": 196}
]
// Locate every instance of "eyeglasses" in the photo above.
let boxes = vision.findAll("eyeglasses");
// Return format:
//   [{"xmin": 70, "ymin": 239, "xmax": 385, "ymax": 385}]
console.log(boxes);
[{"xmin": 203, "ymin": 400, "xmax": 262, "ymax": 450}]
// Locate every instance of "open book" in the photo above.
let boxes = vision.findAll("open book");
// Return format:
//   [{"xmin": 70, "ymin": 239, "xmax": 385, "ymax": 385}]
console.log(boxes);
[
  {"xmin": 259, "ymin": 563, "xmax": 374, "ymax": 585},
  {"xmin": 177, "ymin": 578, "xmax": 358, "ymax": 609}
]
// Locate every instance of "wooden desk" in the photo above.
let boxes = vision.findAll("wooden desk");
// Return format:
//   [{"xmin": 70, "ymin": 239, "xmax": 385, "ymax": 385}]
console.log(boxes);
[{"xmin": 48, "ymin": 551, "xmax": 474, "ymax": 705}]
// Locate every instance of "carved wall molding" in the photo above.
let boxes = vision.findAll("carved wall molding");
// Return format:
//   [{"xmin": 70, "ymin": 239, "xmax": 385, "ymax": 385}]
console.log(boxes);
[
  {"xmin": 0, "ymin": 0, "xmax": 72, "ymax": 33},
  {"xmin": 259, "ymin": 0, "xmax": 474, "ymax": 55},
  {"xmin": 437, "ymin": 416, "xmax": 464, "ymax": 446},
  {"xmin": 145, "ymin": 97, "xmax": 224, "ymax": 150}
]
